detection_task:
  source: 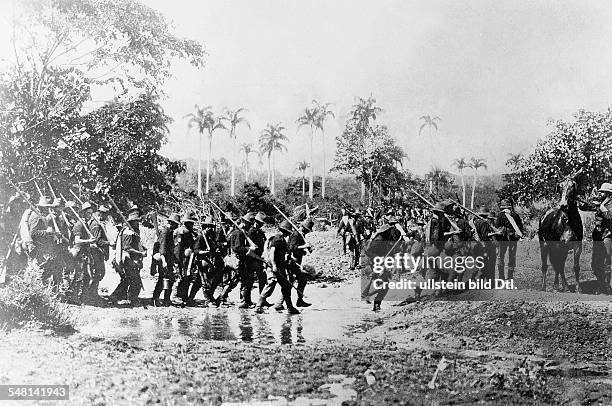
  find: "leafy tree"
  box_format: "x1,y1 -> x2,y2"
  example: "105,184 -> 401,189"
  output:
504,109 -> 612,204
332,97 -> 405,205
452,157 -> 469,206
222,108 -> 250,196
0,0 -> 204,209
506,153 -> 523,171
419,115 -> 441,191
259,123 -> 288,195
426,167 -> 452,197
469,157 -> 487,209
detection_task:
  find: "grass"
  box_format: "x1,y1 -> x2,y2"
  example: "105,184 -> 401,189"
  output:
0,264 -> 74,332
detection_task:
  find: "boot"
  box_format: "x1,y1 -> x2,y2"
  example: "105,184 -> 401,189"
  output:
287,306 -> 300,315
296,298 -> 311,307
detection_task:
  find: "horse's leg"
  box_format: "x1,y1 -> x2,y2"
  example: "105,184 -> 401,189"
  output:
551,243 -> 560,291
539,241 -> 548,291
557,248 -> 570,292
573,241 -> 583,294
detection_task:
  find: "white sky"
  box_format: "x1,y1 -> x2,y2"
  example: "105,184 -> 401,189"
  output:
3,0 -> 612,177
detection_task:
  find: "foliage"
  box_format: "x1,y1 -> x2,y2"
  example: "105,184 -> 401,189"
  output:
12,0 -> 205,91
0,265 -> 74,331
502,109 -> 612,204
332,96 -> 406,204
1,0 -> 204,210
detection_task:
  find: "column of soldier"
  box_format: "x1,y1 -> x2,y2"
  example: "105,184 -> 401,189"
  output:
0,183 -> 317,315
342,194 -> 524,311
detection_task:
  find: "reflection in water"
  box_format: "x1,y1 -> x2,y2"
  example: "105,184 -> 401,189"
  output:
238,312 -> 253,342
80,280 -> 385,346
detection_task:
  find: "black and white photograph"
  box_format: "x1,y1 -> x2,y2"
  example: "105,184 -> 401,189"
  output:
0,0 -> 611,404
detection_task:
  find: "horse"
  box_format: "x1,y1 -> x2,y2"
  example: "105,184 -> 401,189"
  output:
538,169 -> 585,292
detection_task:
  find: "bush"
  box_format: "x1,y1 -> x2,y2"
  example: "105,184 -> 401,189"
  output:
0,265 -> 74,332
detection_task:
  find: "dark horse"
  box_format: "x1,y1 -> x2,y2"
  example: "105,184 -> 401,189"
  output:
538,169 -> 585,292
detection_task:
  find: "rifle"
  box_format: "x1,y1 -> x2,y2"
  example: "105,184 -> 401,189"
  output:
47,182 -> 72,234
0,232 -> 18,284
7,178 -> 41,216
34,181 -> 44,198
450,199 -> 503,235
208,199 -> 258,249
409,189 -> 460,231
272,203 -> 312,252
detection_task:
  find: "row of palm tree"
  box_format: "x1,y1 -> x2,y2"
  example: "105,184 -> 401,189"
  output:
186,100 -> 335,199
184,105 -> 249,197
452,157 -> 487,209
296,100 -> 335,199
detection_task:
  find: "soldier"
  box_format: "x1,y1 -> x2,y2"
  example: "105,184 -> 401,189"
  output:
256,220 -> 300,314
337,208 -> 350,254
175,213 -> 199,306
216,214 -> 239,305
472,208 -> 498,281
152,213 -> 180,306
72,202 -> 97,304
22,196 -> 56,270
276,218 -> 313,309
117,211 -> 146,305
194,215 -> 219,307
229,214 -> 257,308
589,183 -> 612,294
86,204 -> 111,305
248,212 -> 269,303
495,199 -> 524,280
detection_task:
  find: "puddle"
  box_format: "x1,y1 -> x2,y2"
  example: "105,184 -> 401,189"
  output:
80,278 -> 384,346
222,374 -> 357,406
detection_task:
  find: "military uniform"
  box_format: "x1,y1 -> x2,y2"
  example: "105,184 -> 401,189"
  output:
494,200 -> 524,280
194,218 -> 219,306
152,214 -> 179,305
87,209 -> 110,303
229,215 -> 254,308
256,220 -> 299,314
174,214 -> 199,305
247,214 -> 267,295
112,216 -> 144,304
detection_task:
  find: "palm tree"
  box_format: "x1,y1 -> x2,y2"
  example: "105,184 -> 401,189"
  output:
452,157 -> 469,206
259,123 -> 288,195
239,142 -> 254,183
222,108 -> 250,196
313,100 -> 335,199
184,105 -> 210,197
419,115 -> 441,193
185,105 -> 226,196
469,157 -> 488,209
297,106 -> 319,200
296,160 -> 310,196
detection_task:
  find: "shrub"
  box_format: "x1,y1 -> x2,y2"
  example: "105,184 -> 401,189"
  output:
0,264 -> 74,332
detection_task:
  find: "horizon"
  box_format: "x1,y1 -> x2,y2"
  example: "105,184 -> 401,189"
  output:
3,0 -> 612,178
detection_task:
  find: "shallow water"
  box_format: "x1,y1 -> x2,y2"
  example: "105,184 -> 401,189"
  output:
80,278 -> 384,346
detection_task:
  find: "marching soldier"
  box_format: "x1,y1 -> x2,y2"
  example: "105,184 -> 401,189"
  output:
86,204 -> 111,305
116,211 -> 146,305
72,202 -> 97,304
175,213 -> 199,306
248,212 -> 269,303
216,214 -> 239,305
152,213 -> 180,306
495,199 -> 524,280
277,218 -> 313,309
472,208 -> 498,281
194,215 -> 219,307
229,213 -> 257,308
588,183 -> 612,294
256,220 -> 300,314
